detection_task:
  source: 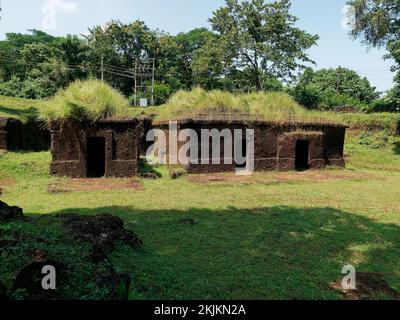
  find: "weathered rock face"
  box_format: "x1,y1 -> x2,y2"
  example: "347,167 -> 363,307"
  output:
13,249 -> 65,300
155,119 -> 347,173
61,214 -> 142,262
0,201 -> 24,222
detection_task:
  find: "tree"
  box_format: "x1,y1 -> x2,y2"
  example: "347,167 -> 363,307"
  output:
86,20 -> 160,95
202,0 -> 318,91
347,0 -> 400,48
297,67 -> 379,104
347,0 -> 400,108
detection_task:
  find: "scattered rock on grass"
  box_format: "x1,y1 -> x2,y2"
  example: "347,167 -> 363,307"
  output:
331,272 -> 400,300
61,214 -> 142,261
171,171 -> 186,180
139,172 -> 159,180
0,201 -> 24,222
14,249 -> 65,300
180,218 -> 195,226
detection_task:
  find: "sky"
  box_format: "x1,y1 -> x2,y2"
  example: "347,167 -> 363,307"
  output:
0,0 -> 395,92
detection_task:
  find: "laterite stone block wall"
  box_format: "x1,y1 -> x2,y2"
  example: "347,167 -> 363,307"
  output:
50,119 -> 141,178
155,120 -> 347,173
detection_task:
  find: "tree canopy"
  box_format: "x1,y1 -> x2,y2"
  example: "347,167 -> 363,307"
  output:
203,0 -> 319,90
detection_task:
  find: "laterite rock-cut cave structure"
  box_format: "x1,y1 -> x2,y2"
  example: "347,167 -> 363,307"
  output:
50,119 -> 142,178
155,119 -> 347,173
50,116 -> 346,178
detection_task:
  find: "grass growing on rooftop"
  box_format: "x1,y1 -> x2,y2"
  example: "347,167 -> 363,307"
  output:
155,88 -> 332,124
39,80 -> 131,123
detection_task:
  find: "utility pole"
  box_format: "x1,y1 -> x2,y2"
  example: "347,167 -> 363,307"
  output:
101,54 -> 104,82
134,60 -> 137,107
11,48 -> 16,77
151,58 -> 155,106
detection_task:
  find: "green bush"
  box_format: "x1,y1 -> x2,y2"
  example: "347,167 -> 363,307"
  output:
154,83 -> 172,105
0,77 -> 57,99
40,80 -> 130,123
368,98 -> 399,113
292,85 -> 321,109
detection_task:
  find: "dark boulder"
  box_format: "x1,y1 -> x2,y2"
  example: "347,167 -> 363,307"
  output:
14,249 -> 65,300
61,214 -> 142,258
0,201 -> 24,222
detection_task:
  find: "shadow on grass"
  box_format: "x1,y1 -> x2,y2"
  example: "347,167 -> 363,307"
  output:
29,205 -> 400,300
0,105 -> 38,121
394,142 -> 400,155
139,158 -> 162,178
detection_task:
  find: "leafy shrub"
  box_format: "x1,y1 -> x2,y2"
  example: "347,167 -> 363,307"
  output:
40,80 -> 130,123
154,83 -> 172,105
368,98 -> 399,113
292,85 -> 321,109
0,77 -> 57,99
319,92 -> 366,110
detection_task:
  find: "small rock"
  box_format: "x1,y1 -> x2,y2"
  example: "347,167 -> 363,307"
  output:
0,201 -> 24,222
139,172 -> 159,180
170,171 -> 186,180
48,184 -> 68,194
180,218 -> 195,226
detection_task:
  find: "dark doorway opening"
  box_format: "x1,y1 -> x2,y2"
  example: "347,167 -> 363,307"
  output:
295,140 -> 310,170
87,137 -> 106,177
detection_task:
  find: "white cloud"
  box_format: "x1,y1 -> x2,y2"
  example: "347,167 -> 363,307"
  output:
44,0 -> 79,14
41,0 -> 79,30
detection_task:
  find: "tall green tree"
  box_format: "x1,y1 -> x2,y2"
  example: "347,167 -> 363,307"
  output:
347,0 -> 400,108
347,0 -> 400,48
199,0 -> 318,91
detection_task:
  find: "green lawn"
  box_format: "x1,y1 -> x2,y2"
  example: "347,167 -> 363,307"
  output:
0,130 -> 399,300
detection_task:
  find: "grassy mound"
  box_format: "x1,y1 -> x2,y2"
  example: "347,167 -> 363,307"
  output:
0,96 -> 42,122
40,80 -> 130,123
155,88 -> 324,123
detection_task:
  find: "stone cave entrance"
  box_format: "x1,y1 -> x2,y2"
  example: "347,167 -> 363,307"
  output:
87,137 -> 106,177
295,140 -> 310,171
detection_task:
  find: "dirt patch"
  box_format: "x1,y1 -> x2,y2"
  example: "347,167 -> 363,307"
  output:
188,170 -> 376,186
48,178 -> 143,193
331,272 -> 400,300
0,178 -> 16,194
